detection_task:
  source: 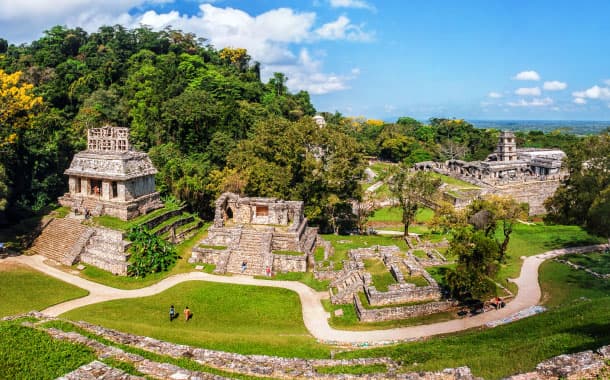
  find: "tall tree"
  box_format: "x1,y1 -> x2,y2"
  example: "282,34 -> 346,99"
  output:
445,227 -> 500,300
545,133 -> 610,237
389,167 -> 442,237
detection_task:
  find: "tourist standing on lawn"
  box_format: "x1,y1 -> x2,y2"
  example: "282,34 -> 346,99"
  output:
169,305 -> 175,321
184,306 -> 191,321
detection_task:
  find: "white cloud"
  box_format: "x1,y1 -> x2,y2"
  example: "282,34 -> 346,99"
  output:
572,85 -> 610,100
315,15 -> 373,41
384,104 -> 396,113
604,79 -> 610,86
515,87 -> 541,96
507,97 -> 553,107
329,0 -> 375,10
512,70 -> 540,81
0,3 -> 372,95
543,81 -> 567,91
487,91 -> 503,98
267,49 -> 359,94
573,98 -> 587,105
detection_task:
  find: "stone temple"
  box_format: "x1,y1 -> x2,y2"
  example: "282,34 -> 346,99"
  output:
415,131 -> 567,214
59,126 -> 163,220
190,192 -> 319,275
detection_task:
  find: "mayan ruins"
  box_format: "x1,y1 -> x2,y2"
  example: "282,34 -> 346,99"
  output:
59,126 -> 163,221
190,192 -> 319,275
415,130 -> 567,214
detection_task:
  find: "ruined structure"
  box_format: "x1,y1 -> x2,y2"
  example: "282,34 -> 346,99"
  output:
190,193 -> 318,275
415,130 -> 567,214
59,126 -> 163,220
322,244 -> 455,322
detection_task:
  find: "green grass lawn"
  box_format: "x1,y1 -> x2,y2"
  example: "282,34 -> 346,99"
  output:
254,271 -> 330,292
494,222 -> 604,289
560,252 -> 610,275
0,263 -> 89,317
335,259 -> 610,379
91,204 -> 181,231
321,234 -> 409,269
61,281 -> 331,358
78,224 -> 210,290
368,206 -> 434,224
363,258 -> 396,291
429,172 -> 480,189
0,320 -> 96,379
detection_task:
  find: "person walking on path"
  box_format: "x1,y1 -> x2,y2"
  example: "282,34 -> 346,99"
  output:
184,306 -> 191,321
169,305 -> 175,321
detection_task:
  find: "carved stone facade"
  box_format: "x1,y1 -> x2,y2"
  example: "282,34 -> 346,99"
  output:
415,130 -> 567,214
58,126 -> 163,220
191,192 -> 317,275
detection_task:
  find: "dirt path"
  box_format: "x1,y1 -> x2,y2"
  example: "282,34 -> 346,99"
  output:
3,243 -> 606,344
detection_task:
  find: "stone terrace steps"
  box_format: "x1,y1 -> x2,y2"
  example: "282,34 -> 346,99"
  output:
225,230 -> 266,275
29,218 -> 89,264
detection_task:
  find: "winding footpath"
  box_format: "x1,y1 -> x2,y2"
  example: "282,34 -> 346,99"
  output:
3,243 -> 607,344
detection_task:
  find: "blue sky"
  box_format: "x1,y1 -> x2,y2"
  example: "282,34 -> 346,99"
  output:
1,0 -> 610,120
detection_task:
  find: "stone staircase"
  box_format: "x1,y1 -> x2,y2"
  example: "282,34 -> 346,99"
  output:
226,229 -> 268,275
330,270 -> 364,304
73,197 -> 103,216
80,228 -> 130,275
29,218 -> 91,265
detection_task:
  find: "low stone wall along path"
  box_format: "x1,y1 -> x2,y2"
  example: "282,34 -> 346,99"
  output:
3,243 -> 607,344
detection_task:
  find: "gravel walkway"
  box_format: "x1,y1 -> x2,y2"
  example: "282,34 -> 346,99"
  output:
3,243 -> 606,344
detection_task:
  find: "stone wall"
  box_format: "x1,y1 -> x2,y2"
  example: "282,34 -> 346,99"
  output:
365,284 -> 442,306
273,253 -> 307,272
480,179 -> 561,215
354,295 -> 457,322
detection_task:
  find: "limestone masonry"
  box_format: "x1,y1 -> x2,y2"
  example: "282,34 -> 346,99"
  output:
190,192 -> 318,275
59,126 -> 163,220
415,130 -> 567,214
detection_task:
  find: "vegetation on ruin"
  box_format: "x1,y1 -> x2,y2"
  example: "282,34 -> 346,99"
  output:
79,225 -> 209,289
315,363 -> 387,375
0,320 -> 96,379
40,319 -> 269,380
61,280 -> 331,358
363,257 -> 397,291
127,225 -> 178,277
335,260 -> 610,379
0,263 -> 88,317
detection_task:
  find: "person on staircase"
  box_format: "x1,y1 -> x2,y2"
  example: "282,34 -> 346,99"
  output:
241,260 -> 247,273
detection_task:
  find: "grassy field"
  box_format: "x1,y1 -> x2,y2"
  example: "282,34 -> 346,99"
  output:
77,224 -> 210,289
0,263 -> 88,317
91,204 -> 182,231
429,172 -> 480,189
363,258 -> 396,291
0,320 -> 96,379
254,271 -> 330,291
368,206 -> 434,224
61,281 -> 331,358
560,251 -> 610,275
335,259 -> 610,379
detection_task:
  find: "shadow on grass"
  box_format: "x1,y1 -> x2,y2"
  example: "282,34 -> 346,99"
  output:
558,321 -> 610,354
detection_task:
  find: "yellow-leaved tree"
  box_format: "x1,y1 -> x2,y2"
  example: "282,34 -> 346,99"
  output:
0,69 -> 43,147
0,69 -> 42,211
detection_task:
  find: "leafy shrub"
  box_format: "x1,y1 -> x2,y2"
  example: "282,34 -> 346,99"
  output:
127,225 -> 178,277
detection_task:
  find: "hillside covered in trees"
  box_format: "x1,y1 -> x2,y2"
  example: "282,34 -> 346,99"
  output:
0,25 -> 593,231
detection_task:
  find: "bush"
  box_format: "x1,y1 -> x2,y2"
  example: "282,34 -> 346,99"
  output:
127,225 -> 178,277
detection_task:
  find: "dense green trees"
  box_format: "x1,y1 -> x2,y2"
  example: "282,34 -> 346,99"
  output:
0,25 -> 361,225
545,133 -> 610,237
